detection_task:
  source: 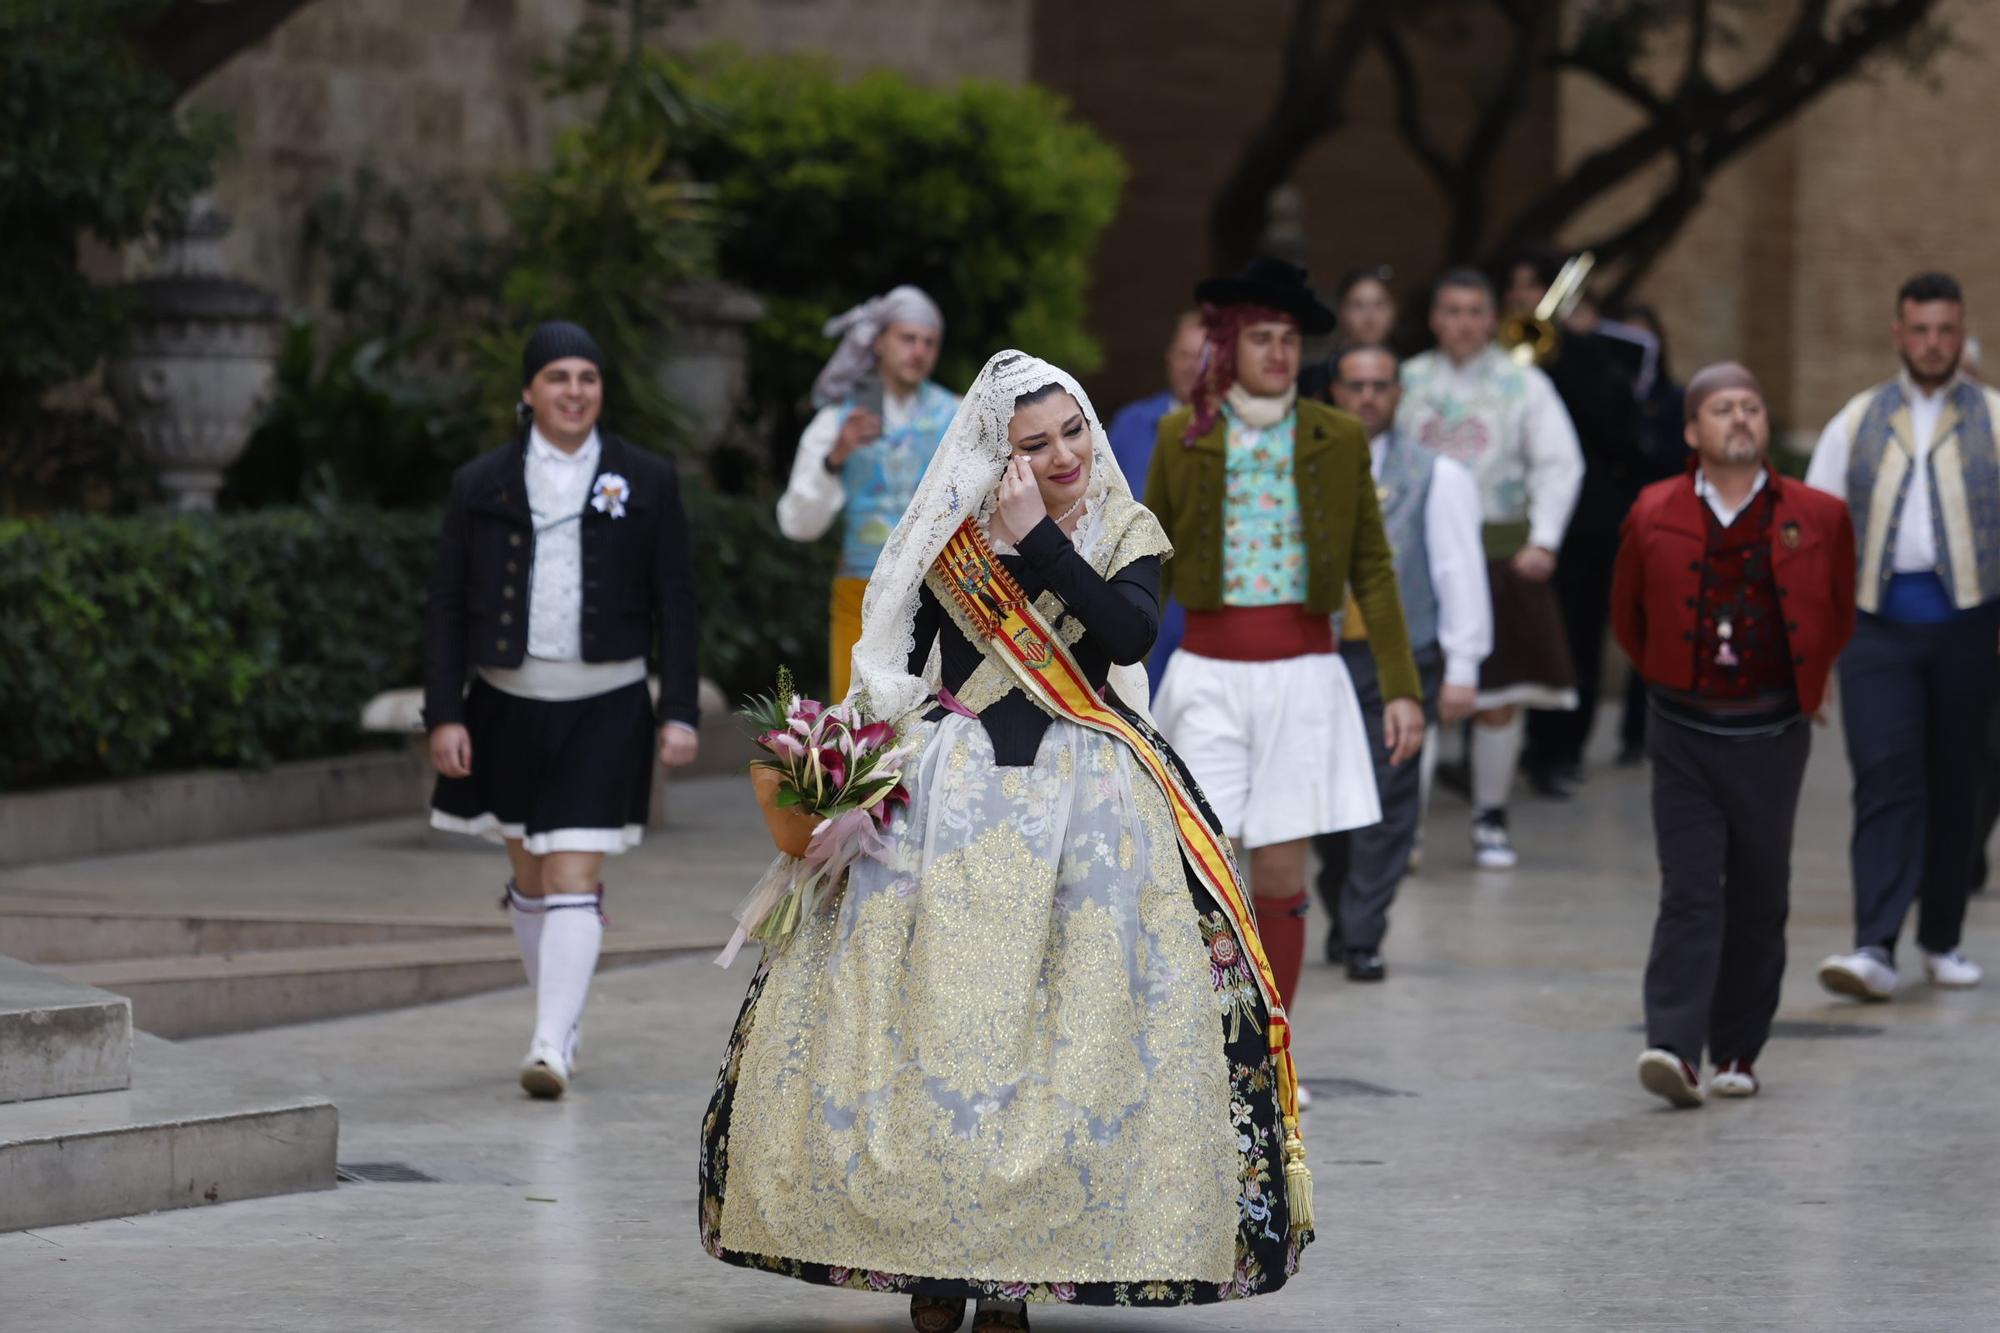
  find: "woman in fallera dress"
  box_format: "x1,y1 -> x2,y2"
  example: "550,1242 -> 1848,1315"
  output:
699,351 -> 1313,1331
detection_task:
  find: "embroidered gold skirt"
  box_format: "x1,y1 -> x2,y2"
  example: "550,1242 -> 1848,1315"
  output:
700,712 -> 1309,1306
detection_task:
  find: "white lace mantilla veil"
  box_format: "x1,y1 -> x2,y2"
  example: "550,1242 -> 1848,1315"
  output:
844,349 -> 1171,729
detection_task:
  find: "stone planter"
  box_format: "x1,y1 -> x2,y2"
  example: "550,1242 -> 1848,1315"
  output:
105,201 -> 283,510
656,277 -> 765,453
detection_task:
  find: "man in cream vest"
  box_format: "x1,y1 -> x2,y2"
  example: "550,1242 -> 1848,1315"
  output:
1808,271 -> 2000,1001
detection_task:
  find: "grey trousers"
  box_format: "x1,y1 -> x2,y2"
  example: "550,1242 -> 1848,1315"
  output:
1643,710 -> 1810,1067
1313,643 -> 1444,951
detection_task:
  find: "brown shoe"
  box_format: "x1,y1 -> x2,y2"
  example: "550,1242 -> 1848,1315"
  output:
910,1295 -> 966,1333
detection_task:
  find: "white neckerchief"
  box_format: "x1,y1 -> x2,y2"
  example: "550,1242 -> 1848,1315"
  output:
1694,465 -> 1768,528
1225,382 -> 1297,430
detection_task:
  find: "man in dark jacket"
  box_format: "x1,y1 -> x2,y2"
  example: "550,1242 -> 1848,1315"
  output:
1506,250 -> 1646,796
424,320 -> 700,1099
1614,362 -> 1854,1108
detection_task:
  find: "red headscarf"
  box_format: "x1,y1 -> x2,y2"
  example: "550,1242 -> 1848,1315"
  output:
1185,303 -> 1296,443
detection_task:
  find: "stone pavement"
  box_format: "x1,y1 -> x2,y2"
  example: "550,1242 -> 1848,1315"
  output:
3,720 -> 1999,1331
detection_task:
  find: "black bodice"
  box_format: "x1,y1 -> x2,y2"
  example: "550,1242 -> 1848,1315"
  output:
904,517 -> 1161,766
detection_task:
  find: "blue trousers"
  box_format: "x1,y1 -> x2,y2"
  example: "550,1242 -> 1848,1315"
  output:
1838,603 -> 2000,955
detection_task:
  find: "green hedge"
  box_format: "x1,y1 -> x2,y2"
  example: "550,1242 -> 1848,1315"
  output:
0,492 -> 833,790
0,509 -> 434,790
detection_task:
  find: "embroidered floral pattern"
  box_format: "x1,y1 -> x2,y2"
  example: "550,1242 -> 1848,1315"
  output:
696,700 -> 1311,1307
1221,406 -> 1308,606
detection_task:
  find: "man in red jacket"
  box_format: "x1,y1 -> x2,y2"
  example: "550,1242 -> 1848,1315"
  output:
1612,362 -> 1856,1108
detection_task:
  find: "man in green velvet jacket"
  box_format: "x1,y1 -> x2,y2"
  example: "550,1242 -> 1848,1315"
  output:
1145,257 -> 1422,1040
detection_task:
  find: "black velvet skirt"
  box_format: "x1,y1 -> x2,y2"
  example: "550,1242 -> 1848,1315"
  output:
430,677 -> 654,855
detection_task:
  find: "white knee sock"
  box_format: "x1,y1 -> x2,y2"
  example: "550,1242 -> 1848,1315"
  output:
1471,716 -> 1523,814
505,883 -> 544,989
532,889 -> 604,1057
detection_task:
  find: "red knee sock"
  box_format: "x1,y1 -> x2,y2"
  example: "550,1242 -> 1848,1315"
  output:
1254,891 -> 1310,1013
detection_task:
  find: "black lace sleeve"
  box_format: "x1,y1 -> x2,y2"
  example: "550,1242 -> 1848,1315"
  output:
905,580 -> 943,675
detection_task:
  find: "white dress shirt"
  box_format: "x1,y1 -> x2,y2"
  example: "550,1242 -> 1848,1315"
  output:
1694,466 -> 1768,528
777,388 -> 926,542
1373,434 -> 1493,689
1805,372 -> 1946,573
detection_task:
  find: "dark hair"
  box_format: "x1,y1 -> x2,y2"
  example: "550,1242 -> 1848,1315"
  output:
1433,267 -> 1494,306
1898,271 -> 1963,310
1330,342 -> 1402,382
1507,244 -> 1565,287
1014,381 -> 1069,410
1336,263 -> 1394,304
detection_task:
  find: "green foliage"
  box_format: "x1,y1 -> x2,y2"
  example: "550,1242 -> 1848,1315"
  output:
679,52 -> 1126,455
0,0 -> 225,413
487,130 -> 712,446
478,2 -> 716,450
0,492 -> 833,788
688,489 -> 837,703
0,508 -> 435,790
223,321 -> 490,510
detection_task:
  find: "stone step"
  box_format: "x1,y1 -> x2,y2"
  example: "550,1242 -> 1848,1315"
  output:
0,898 -> 508,965
58,933 -> 701,1038
0,1030 -> 335,1232
0,955 -> 131,1105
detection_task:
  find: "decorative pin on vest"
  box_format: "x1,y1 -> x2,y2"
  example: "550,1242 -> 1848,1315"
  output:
591,473 -> 629,519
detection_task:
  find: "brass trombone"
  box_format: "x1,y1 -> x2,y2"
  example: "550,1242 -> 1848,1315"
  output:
1499,251 -> 1596,368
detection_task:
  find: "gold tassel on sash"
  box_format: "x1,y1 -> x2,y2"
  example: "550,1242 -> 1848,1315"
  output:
1281,1115 -> 1314,1233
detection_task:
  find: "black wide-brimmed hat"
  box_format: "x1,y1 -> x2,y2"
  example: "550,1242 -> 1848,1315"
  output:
1194,257 -> 1336,336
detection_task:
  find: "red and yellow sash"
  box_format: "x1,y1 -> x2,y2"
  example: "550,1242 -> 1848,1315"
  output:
928,519 -> 1313,1231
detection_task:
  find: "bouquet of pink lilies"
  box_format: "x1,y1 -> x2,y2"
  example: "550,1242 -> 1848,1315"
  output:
716,669 -> 916,967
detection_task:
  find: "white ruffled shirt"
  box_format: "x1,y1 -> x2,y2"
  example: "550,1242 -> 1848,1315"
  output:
524,427 -> 600,659
477,428 -> 662,713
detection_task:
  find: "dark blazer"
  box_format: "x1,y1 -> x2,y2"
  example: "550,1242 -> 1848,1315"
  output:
907,516 -> 1159,767
1142,396 -> 1421,702
1612,465 -> 1855,715
422,432 -> 700,731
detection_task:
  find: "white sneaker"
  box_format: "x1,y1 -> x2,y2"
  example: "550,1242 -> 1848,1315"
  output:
1817,948 -> 1897,1001
1710,1060 -> 1759,1098
1924,950 -> 1983,988
1471,812 -> 1517,870
520,1038 -> 570,1099
1637,1048 -> 1704,1108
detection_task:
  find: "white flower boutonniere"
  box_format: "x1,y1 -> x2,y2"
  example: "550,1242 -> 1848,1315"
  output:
591,472 -> 630,519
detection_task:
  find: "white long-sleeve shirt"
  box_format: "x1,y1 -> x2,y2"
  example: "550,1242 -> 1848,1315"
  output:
776,388 -> 928,542
1396,346 -> 1585,553
1372,434 -> 1493,688
1804,372 -> 1948,573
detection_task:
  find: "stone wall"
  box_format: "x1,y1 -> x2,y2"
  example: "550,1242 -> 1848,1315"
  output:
1556,1 -> 1998,452
187,0 -> 1032,316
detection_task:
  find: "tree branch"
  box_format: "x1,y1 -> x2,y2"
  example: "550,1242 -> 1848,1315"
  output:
1208,0 -> 1397,272
1443,1 -> 1547,260
1377,26 -> 1455,191
126,0 -> 318,93
1493,0 -> 1938,268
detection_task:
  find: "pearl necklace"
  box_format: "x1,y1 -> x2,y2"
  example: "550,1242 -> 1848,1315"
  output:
1053,494 -> 1087,527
